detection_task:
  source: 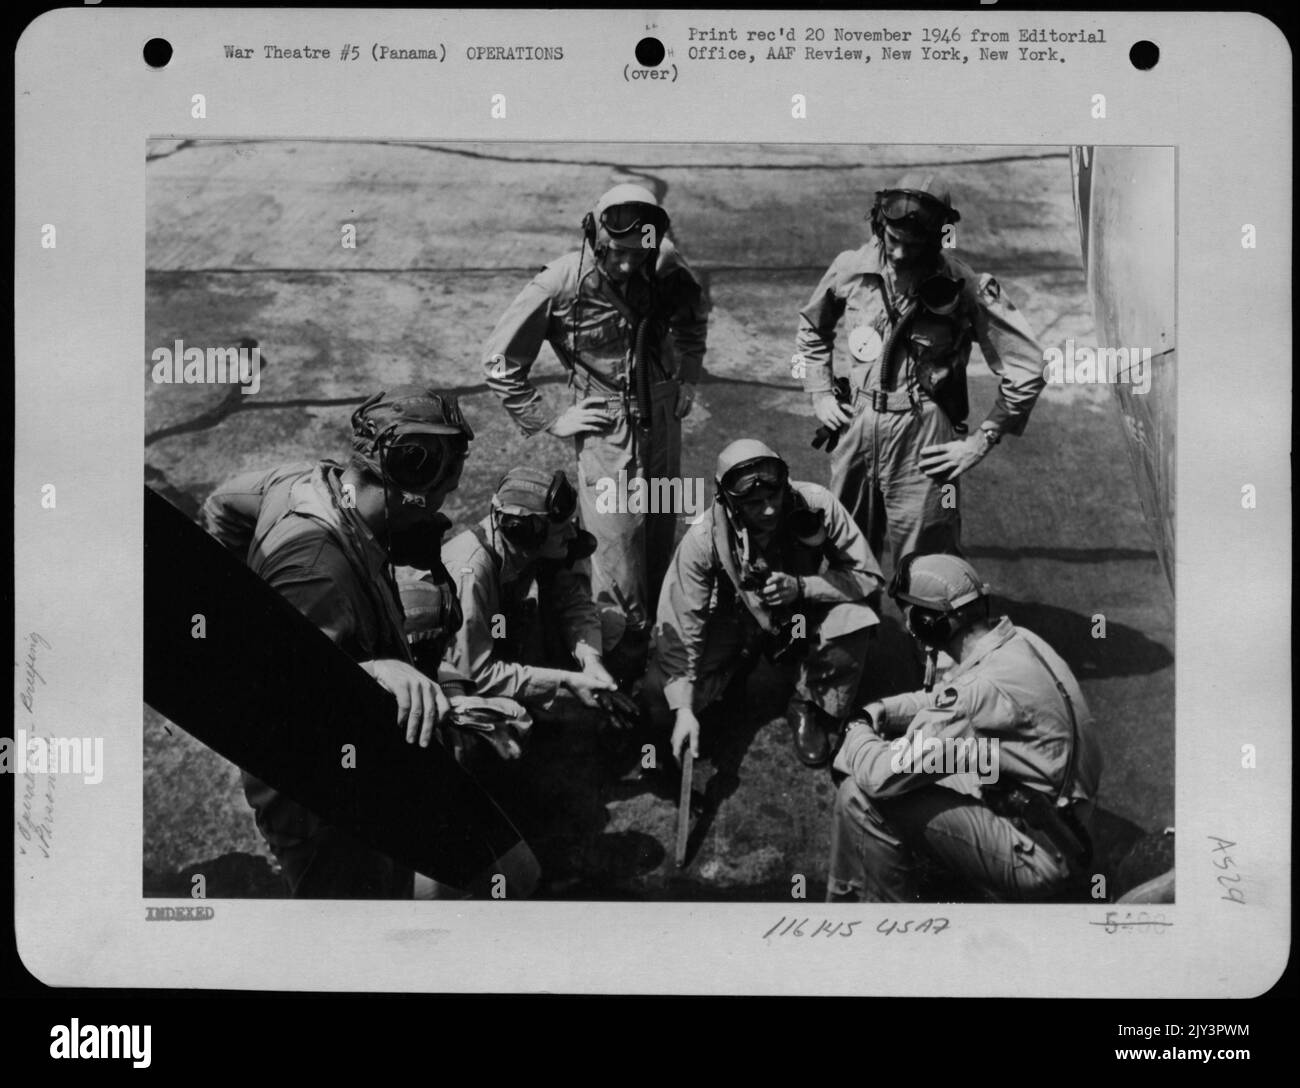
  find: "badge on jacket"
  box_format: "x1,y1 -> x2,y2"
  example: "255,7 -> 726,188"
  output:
848,325 -> 883,363
934,686 -> 960,709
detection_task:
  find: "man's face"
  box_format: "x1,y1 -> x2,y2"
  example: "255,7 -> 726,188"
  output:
735,487 -> 784,536
882,224 -> 935,271
536,517 -> 576,561
381,455 -> 465,566
598,240 -> 653,285
384,502 -> 448,567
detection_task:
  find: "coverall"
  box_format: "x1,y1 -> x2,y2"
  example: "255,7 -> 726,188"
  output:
441,517 -> 604,735
482,237 -> 709,665
203,461 -> 414,898
796,245 -> 1045,568
829,617 -> 1103,902
645,480 -> 884,727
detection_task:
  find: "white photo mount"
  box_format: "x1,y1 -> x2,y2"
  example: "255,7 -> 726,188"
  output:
13,8 -> 1291,997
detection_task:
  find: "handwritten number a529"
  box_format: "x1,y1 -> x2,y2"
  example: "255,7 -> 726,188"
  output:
1209,835 -> 1245,904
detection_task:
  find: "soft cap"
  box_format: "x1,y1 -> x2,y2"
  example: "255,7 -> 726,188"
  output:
493,466 -> 560,516
892,553 -> 989,612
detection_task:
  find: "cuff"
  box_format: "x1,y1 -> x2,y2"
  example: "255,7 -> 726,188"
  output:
522,411 -> 562,438
663,676 -> 695,713
982,403 -> 1027,437
798,352 -> 834,395
833,718 -> 879,777
516,666 -> 557,703
802,366 -> 835,396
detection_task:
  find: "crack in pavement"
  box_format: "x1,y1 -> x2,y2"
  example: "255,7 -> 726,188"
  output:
146,382 -> 251,446
146,372 -> 814,447
147,370 -> 563,447
145,137 -> 1068,172
398,142 -> 1069,172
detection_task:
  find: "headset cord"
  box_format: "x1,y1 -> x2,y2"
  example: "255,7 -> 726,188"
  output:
922,650 -> 937,692
571,239 -> 587,395
879,295 -> 920,393
633,312 -> 652,436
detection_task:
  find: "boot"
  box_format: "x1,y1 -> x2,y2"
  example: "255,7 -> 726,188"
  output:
786,695 -> 832,768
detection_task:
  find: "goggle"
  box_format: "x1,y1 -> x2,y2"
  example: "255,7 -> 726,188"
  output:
721,458 -> 789,501
385,433 -> 470,493
497,472 -> 579,547
600,202 -> 670,240
902,604 -> 954,648
876,190 -> 953,236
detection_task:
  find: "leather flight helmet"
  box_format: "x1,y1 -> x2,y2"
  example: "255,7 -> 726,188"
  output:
870,171 -> 961,240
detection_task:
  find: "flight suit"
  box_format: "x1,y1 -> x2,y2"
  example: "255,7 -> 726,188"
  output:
645,481 -> 884,732
392,558 -> 537,772
482,238 -> 709,668
796,245 -> 1045,568
203,461 -> 415,899
828,617 -> 1103,902
442,517 -> 604,733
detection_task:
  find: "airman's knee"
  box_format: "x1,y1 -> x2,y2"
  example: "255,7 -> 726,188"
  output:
834,774 -> 886,826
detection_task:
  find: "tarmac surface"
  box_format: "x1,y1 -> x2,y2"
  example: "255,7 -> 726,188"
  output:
143,140 -> 1174,900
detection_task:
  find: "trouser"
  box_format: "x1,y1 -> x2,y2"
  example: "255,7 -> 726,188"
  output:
826,776 -> 1076,903
641,608 -> 875,740
575,378 -> 682,673
827,391 -> 962,571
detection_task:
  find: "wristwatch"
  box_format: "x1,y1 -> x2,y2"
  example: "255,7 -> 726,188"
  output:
979,426 -> 1002,448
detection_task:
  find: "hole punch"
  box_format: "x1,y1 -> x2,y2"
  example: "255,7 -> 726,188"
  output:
143,38 -> 173,68
1129,40 -> 1159,70
635,37 -> 666,67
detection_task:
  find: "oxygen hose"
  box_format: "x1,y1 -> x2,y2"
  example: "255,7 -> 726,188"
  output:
633,313 -> 652,433
878,297 -> 920,392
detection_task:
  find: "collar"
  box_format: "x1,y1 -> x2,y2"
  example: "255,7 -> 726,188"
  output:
303,463 -> 392,580
841,242 -> 955,283
839,243 -> 886,279
950,616 -> 1017,676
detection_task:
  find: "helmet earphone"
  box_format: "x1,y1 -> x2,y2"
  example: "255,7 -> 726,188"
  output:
890,552 -> 991,648
350,391 -> 471,501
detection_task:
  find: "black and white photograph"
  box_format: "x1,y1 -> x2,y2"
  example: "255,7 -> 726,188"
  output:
141,139 -> 1175,905
12,7 -> 1290,1010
